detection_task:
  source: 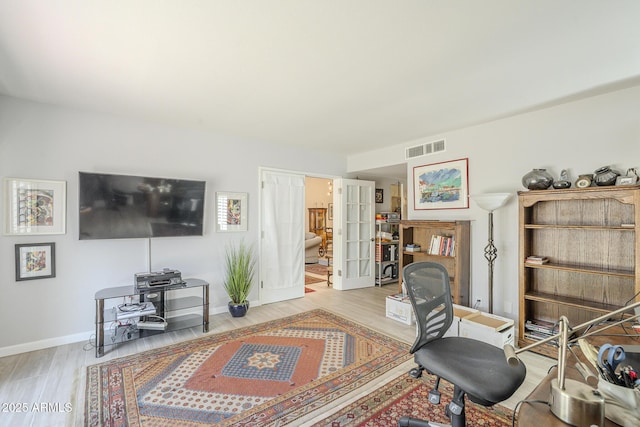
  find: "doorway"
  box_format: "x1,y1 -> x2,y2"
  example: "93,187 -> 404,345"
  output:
259,169 -> 376,304
303,176 -> 334,289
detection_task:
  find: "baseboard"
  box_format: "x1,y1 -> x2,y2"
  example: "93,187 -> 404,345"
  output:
0,331 -> 92,358
0,300 -> 261,357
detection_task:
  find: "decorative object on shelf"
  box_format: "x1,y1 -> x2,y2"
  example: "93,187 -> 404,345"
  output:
14,242 -> 56,281
223,240 -> 255,317
413,158 -> 469,210
3,178 -> 66,235
575,174 -> 593,188
216,192 -> 248,232
521,168 -> 554,190
593,166 -> 620,186
375,188 -> 384,203
382,263 -> 398,279
471,192 -> 512,313
616,168 -> 639,186
553,169 -> 572,189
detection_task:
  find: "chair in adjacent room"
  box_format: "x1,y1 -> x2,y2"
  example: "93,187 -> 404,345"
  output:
398,262 -> 526,427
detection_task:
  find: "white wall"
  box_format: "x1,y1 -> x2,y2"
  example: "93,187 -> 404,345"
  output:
0,96 -> 346,354
348,84 -> 640,318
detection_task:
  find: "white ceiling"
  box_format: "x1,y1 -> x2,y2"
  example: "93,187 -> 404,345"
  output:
1,1 -> 639,156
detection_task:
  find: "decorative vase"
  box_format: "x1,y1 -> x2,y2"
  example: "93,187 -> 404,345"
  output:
553,169 -> 571,189
593,166 -> 620,186
228,301 -> 249,317
522,169 -> 554,190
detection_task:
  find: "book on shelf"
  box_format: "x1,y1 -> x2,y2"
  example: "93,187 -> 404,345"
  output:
525,318 -> 575,341
428,234 -> 455,256
525,319 -> 557,335
524,331 -> 553,341
525,255 -> 549,265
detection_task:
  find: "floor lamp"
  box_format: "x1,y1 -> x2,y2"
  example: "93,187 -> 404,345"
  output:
471,193 -> 512,313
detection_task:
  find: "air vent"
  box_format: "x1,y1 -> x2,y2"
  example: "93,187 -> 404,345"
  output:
431,139 -> 446,153
405,144 -> 425,159
405,138 -> 446,160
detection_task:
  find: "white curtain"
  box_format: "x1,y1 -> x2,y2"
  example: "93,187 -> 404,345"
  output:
261,170 -> 305,302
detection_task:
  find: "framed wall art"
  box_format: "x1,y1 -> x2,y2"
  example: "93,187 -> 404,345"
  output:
375,188 -> 384,203
3,178 -> 67,235
413,158 -> 469,210
15,242 -> 56,281
216,192 -> 248,232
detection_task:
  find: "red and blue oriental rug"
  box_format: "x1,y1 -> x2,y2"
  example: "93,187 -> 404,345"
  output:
312,372 -> 513,426
85,309 -> 411,426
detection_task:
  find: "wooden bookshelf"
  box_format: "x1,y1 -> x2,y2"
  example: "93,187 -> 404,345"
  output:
518,185 -> 640,357
398,220 -> 470,306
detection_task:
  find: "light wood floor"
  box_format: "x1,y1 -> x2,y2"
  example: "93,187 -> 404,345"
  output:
0,278 -> 555,426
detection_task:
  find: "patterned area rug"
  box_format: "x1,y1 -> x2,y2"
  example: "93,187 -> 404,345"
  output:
305,274 -> 325,285
85,309 -> 411,426
313,373 -> 513,426
305,263 -> 329,276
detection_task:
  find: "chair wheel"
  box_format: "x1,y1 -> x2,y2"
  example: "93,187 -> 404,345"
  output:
428,389 -> 441,404
408,367 -> 423,379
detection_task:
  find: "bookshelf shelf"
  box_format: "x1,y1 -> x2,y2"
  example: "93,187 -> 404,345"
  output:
523,262 -> 634,278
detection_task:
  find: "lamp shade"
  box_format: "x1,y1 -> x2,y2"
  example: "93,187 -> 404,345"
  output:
471,193 -> 512,212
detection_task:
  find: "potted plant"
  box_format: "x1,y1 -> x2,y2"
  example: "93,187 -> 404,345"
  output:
223,240 -> 256,317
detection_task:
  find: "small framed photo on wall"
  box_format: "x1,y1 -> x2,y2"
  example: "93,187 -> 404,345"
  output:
216,192 -> 248,232
375,188 -> 384,203
15,242 -> 56,281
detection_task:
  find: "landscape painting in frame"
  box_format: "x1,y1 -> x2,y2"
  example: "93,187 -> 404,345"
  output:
413,158 -> 469,210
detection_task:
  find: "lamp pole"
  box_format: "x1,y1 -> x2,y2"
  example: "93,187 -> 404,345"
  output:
470,193 -> 511,315
484,210 -> 498,314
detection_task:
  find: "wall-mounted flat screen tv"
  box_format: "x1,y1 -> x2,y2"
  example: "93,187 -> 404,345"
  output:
79,172 -> 206,240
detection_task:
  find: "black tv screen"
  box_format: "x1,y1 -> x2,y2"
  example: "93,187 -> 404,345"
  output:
79,172 -> 205,240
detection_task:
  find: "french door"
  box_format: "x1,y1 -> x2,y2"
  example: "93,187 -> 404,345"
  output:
332,178 -> 375,290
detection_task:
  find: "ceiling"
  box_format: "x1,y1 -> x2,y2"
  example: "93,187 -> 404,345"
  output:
1,1 -> 639,158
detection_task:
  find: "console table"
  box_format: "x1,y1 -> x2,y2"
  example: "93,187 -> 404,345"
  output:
94,278 -> 209,357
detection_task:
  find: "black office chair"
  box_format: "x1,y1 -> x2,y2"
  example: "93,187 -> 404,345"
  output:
398,262 -> 526,427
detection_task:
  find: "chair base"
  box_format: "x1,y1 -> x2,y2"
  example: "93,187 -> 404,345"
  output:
398,417 -> 449,427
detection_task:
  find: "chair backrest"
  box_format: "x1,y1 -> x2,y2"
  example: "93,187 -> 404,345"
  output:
403,262 -> 454,354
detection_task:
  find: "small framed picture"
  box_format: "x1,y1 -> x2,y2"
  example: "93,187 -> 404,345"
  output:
3,178 -> 67,235
375,188 -> 384,203
216,192 -> 248,232
15,243 -> 56,281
